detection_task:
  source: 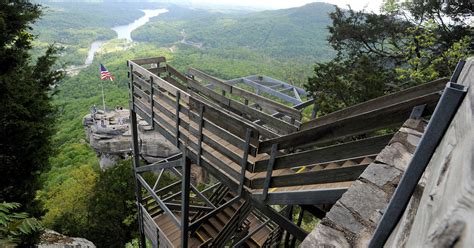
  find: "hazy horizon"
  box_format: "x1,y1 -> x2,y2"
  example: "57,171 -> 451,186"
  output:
38,0 -> 385,12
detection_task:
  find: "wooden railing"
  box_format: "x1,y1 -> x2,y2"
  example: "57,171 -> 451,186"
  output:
128,56 -> 452,246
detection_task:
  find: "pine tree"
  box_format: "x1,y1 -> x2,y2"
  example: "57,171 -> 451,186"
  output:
0,1 -> 64,210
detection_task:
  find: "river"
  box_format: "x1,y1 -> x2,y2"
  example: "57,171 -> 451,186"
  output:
83,8 -> 168,66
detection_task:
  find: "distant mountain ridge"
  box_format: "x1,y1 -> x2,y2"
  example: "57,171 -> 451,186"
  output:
133,2 -> 336,62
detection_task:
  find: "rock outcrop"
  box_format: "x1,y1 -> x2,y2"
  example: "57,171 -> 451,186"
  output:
83,107 -> 179,169
38,230 -> 95,248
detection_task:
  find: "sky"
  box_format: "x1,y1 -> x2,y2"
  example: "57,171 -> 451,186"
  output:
189,0 -> 385,12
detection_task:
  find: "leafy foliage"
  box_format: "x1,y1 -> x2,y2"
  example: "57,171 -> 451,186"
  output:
306,0 -> 473,115
0,202 -> 43,245
0,0 -> 64,211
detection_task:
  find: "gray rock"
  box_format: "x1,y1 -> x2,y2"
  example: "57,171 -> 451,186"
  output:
83,108 -> 179,169
300,224 -> 350,248
325,202 -> 365,234
38,230 -> 95,248
359,163 -> 402,188
339,181 -> 388,224
375,142 -> 413,171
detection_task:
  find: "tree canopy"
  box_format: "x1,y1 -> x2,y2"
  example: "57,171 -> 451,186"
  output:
306,0 -> 473,115
0,1 -> 63,210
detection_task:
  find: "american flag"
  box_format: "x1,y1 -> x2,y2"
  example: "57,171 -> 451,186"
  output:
100,64 -> 114,81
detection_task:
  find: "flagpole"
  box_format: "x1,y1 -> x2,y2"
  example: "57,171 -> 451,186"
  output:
101,81 -> 106,112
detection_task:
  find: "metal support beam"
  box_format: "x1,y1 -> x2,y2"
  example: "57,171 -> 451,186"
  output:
369,81 -> 468,248
129,107 -> 146,248
181,148 -> 191,247
135,160 -> 181,173
170,167 -> 215,208
253,188 -> 348,205
250,198 -> 308,241
137,174 -> 181,227
189,196 -> 241,231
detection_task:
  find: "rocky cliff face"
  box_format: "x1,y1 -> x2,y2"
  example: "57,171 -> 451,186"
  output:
83,107 -> 179,169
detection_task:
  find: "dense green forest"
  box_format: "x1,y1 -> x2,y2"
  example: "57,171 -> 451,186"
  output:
133,3 -> 335,62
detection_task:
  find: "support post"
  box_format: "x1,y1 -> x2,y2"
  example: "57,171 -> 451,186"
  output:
130,109 -> 146,248
262,144 -> 278,200
290,208 -> 305,248
238,129 -> 252,196
283,206 -> 294,248
150,76 -> 155,129
175,91 -> 181,148
181,147 -> 191,247
196,105 -> 204,167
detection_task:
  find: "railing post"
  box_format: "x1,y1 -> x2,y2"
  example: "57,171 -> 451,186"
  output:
181,147 -> 191,247
238,129 -> 252,196
369,82 -> 468,247
129,107 -> 146,248
197,105 -> 204,167
175,91 -> 181,148
262,144 -> 278,201
150,76 -> 155,129
129,64 -> 136,112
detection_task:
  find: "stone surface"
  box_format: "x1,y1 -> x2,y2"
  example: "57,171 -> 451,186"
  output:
302,117 -> 424,247
375,142 -> 413,171
83,107 -> 179,169
38,230 -> 95,248
385,57 -> 474,248
301,225 -> 350,248
339,181 -> 388,224
359,163 -> 402,188
325,202 -> 365,234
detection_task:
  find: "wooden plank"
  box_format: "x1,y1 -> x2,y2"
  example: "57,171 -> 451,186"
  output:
188,68 -> 301,120
167,64 -> 188,83
191,92 -> 280,139
188,96 -> 261,143
149,67 -> 167,75
163,75 -> 188,92
138,87 -> 256,170
189,78 -> 298,134
253,188 -> 348,205
302,78 -> 448,130
134,81 -> 259,167
130,62 -> 190,103
258,92 -> 441,153
253,134 -> 392,172
250,164 -> 369,189
131,56 -> 166,65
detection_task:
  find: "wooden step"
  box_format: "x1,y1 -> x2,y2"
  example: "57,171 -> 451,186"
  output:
360,157 -> 374,164
341,160 -> 356,167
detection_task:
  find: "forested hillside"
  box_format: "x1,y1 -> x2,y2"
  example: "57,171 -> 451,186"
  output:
133,3 -> 335,61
